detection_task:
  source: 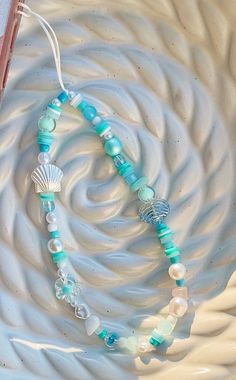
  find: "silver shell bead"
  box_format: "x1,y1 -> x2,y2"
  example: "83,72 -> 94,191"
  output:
138,198 -> 170,224
31,164 -> 63,193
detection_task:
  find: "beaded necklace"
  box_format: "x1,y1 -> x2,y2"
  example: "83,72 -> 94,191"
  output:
19,3 -> 189,355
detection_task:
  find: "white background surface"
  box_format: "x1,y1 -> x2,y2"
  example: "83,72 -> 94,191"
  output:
0,0 -> 236,379
0,0 -> 11,36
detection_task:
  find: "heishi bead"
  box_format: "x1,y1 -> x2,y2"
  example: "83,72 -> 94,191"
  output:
94,120 -> 110,136
172,286 -> 188,300
169,296 -> 188,317
97,329 -> 107,340
117,162 -> 133,176
57,91 -> 69,104
149,336 -> 160,347
168,263 -> 186,280
70,93 -> 83,108
82,105 -> 97,121
46,103 -> 61,120
47,223 -> 58,232
92,116 -> 102,125
47,238 -> 63,253
46,211 -> 57,224
39,192 -> 55,201
157,318 -> 175,336
51,251 -> 67,263
104,136 -> 122,156
130,176 -> 148,192
38,116 -> 56,132
49,230 -> 60,238
164,246 -> 180,258
37,131 -> 53,146
38,152 -> 51,164
123,172 -> 137,185
176,279 -> 185,287
138,186 -> 155,201
170,256 -> 180,264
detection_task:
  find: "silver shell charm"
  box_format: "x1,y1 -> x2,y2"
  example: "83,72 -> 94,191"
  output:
31,164 -> 63,193
138,198 -> 170,224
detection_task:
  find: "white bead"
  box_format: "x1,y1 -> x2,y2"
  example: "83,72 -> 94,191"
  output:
85,315 -> 100,336
126,336 -> 138,352
38,152 -> 51,164
51,98 -> 61,107
68,90 -> 76,100
70,93 -> 83,108
46,212 -> 57,224
118,337 -> 127,349
169,297 -> 188,317
138,339 -> 153,353
92,116 -> 102,125
47,238 -> 63,253
47,223 -> 58,232
168,263 -> 186,280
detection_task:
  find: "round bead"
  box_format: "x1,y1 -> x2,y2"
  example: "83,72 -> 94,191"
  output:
38,115 -> 56,132
47,238 -> 63,253
168,263 -> 186,280
47,223 -> 58,232
41,200 -> 55,213
38,152 -> 51,164
138,186 -> 155,201
104,137 -> 122,156
46,212 -> 57,224
169,297 -> 188,317
92,116 -> 102,125
82,105 -> 97,121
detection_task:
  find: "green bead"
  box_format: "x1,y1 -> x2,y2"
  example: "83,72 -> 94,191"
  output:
149,336 -> 160,347
39,192 -> 55,201
38,115 -> 56,132
104,137 -> 122,156
51,251 -> 67,263
98,329 -> 107,340
151,329 -> 165,344
170,255 -> 180,264
130,176 -> 148,192
164,246 -> 180,258
94,120 -> 109,135
138,186 -> 155,201
49,230 -> 60,238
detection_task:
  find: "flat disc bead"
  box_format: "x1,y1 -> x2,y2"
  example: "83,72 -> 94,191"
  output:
168,263 -> 186,280
104,137 -> 122,156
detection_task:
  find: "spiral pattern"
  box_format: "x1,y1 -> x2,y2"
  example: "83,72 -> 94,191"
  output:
0,0 -> 235,379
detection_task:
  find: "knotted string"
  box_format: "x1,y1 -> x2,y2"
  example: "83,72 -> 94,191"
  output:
17,3 -> 68,93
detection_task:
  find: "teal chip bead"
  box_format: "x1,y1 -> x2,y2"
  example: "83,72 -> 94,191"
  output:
149,336 -> 160,347
104,137 -> 123,156
170,255 -> 180,264
39,144 -> 50,152
176,279 -> 185,287
94,120 -> 109,135
58,91 -> 69,104
82,105 -> 97,121
38,115 -> 56,132
97,329 -> 107,340
37,131 -> 53,146
49,230 -> 60,238
130,176 -> 148,192
51,251 -> 67,263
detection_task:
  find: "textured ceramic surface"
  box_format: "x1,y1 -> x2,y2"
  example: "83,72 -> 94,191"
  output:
0,0 -> 236,379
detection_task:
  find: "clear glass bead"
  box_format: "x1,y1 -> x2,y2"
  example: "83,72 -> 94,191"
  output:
75,304 -> 90,319
41,200 -> 55,213
138,339 -> 153,353
172,286 -> 188,300
47,238 -> 63,253
38,152 -> 51,164
103,131 -> 113,140
169,297 -> 188,317
113,154 -> 126,167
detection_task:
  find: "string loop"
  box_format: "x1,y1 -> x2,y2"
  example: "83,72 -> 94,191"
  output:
18,3 -> 68,93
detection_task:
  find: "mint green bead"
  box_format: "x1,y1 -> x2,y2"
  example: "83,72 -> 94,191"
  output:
130,176 -> 148,192
104,137 -> 122,156
138,186 -> 155,201
98,329 -> 107,340
164,246 -> 180,258
51,251 -> 67,263
117,162 -> 133,176
38,115 -> 56,132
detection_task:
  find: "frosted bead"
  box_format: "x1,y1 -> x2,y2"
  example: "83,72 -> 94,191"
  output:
47,238 -> 63,253
126,336 -> 138,352
172,286 -> 188,300
166,314 -> 178,328
168,263 -> 186,280
92,116 -> 102,125
85,315 -> 101,336
38,115 -> 56,132
47,223 -> 58,232
138,339 -> 153,353
138,186 -> 155,201
38,152 -> 51,164
51,98 -> 61,107
46,211 -> 57,224
118,337 -> 127,349
157,319 -> 174,335
169,297 -> 188,317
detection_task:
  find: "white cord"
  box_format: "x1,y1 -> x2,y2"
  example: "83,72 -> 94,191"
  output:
18,3 -> 68,93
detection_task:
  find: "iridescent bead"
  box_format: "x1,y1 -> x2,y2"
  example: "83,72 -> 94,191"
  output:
113,154 -> 126,167
138,186 -> 155,201
51,98 -> 62,107
47,238 -> 63,253
85,315 -> 101,336
38,152 -> 51,165
94,120 -> 110,136
172,286 -> 188,300
38,115 -> 56,132
75,304 -> 91,319
47,223 -> 58,232
169,296 -> 188,317
46,211 -> 57,224
68,90 -> 76,100
104,137 -> 122,156
103,131 -> 113,140
82,105 -> 97,121
168,263 -> 186,280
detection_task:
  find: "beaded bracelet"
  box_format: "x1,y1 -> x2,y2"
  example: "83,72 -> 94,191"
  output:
17,2 -> 189,355
31,90 -> 189,354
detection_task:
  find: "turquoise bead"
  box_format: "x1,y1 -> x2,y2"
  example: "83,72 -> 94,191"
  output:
130,176 -> 148,192
156,222 -> 168,232
105,332 -> 119,348
39,192 -> 55,201
37,131 -> 53,146
104,137 -> 122,156
151,329 -> 165,344
39,144 -> 49,152
40,200 -> 55,213
77,100 -> 88,112
149,336 -> 160,347
170,256 -> 180,264
58,91 -> 69,104
38,116 -> 55,132
123,172 -> 137,185
164,246 -> 180,258
51,251 -> 67,263
176,279 -> 185,287
98,329 -> 107,340
94,120 -> 109,135
62,284 -> 72,295
82,105 -> 97,121
49,230 -> 60,238
117,162 -> 133,176
138,186 -> 155,201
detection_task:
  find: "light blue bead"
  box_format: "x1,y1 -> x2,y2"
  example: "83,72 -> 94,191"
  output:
104,137 -> 122,156
82,105 -> 97,121
39,144 -> 50,152
58,91 -> 69,104
40,200 -> 55,213
123,172 -> 137,185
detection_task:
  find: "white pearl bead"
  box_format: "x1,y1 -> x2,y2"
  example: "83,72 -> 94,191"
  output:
47,223 -> 58,232
92,116 -> 102,125
169,297 -> 188,317
38,152 -> 51,164
46,212 -> 57,224
168,263 -> 186,280
47,238 -> 63,253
